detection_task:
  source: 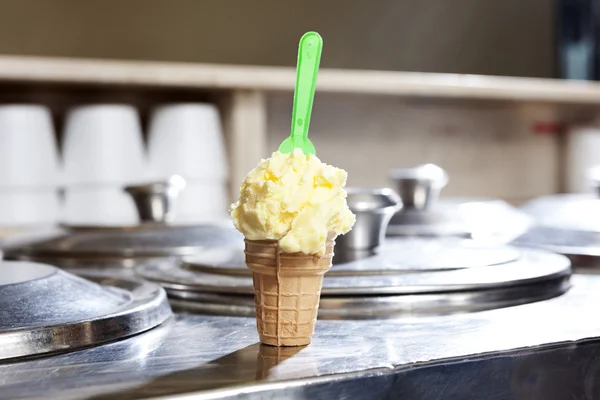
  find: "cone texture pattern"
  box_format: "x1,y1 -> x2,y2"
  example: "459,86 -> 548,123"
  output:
245,237 -> 334,346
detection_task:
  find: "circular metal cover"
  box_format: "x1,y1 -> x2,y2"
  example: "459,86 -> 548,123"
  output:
516,194 -> 600,266
181,238 -> 521,277
3,223 -> 243,265
513,225 -> 600,268
167,273 -> 571,319
387,198 -> 532,242
136,246 -> 570,296
0,261 -> 172,361
521,194 -> 600,232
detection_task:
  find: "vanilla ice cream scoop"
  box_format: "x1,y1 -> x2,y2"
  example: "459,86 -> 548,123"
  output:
230,148 -> 355,255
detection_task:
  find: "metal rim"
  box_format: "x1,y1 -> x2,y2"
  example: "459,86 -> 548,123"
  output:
5,245 -> 206,259
386,223 -> 471,238
135,249 -> 571,296
166,274 -> 571,319
5,254 -> 176,268
3,222 -> 241,263
181,241 -> 522,277
514,242 -> 600,269
0,271 -> 173,361
59,222 -> 199,232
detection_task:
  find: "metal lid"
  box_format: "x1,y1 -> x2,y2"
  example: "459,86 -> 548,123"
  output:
387,165 -> 532,242
0,261 -> 172,361
3,177 -> 243,265
5,224 -> 243,264
521,193 -> 600,232
136,243 -> 570,296
515,190 -> 600,267
181,237 -> 521,277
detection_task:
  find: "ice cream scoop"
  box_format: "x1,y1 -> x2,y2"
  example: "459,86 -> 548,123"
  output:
230,148 -> 355,255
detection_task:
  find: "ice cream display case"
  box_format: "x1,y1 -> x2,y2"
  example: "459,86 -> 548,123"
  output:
139,186 -> 570,320
5,28 -> 600,399
0,176 -> 596,400
0,136 -> 595,398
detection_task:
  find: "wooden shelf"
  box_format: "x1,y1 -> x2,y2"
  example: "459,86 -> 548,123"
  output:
0,54 -> 600,104
0,54 -> 591,201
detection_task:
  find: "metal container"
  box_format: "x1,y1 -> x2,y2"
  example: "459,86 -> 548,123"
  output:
334,188 -> 400,262
387,164 -> 532,243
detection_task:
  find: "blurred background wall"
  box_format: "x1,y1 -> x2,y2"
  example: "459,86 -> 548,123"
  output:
0,0 -> 564,208
0,0 -> 554,77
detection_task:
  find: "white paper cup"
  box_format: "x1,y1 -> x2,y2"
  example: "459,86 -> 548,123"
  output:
172,181 -> 229,223
62,104 -> 147,186
0,190 -> 60,226
0,105 -> 60,188
148,103 -> 228,181
62,187 -> 138,226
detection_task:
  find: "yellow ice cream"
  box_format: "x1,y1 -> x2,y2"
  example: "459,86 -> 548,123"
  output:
230,148 -> 355,255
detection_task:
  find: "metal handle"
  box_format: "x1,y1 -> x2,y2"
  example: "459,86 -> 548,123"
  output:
123,175 -> 186,224
390,164 -> 448,211
334,188 -> 401,263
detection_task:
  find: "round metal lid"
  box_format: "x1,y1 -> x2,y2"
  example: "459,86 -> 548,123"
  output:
136,244 -> 570,296
387,165 -> 532,241
512,225 -> 600,268
3,223 -> 243,265
521,193 -> 600,232
515,193 -> 600,267
0,261 -> 172,361
167,273 -> 571,319
2,176 -> 242,265
181,238 -> 521,277
388,198 -> 532,241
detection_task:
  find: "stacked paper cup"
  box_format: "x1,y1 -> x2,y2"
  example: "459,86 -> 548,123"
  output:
566,124 -> 600,193
61,105 -> 147,226
0,105 -> 61,228
147,103 -> 229,223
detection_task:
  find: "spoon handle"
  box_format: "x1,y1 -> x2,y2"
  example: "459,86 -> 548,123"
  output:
290,32 -> 323,148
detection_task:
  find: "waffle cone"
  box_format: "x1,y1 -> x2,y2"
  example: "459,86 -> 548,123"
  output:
244,235 -> 335,347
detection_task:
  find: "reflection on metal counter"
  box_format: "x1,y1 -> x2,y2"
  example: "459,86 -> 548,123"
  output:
0,273 -> 600,399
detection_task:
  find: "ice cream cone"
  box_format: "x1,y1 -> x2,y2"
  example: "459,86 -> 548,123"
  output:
244,234 -> 335,346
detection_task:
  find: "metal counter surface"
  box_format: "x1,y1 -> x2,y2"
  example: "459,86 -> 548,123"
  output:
2,274 -> 600,400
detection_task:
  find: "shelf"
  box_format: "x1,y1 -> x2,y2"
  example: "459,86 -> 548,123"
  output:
0,54 -> 588,202
0,54 -> 599,104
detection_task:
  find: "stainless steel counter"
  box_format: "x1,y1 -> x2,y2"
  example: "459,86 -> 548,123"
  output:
3,274 -> 600,400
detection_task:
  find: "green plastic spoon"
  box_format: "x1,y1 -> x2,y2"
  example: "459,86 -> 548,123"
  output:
278,31 -> 323,155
